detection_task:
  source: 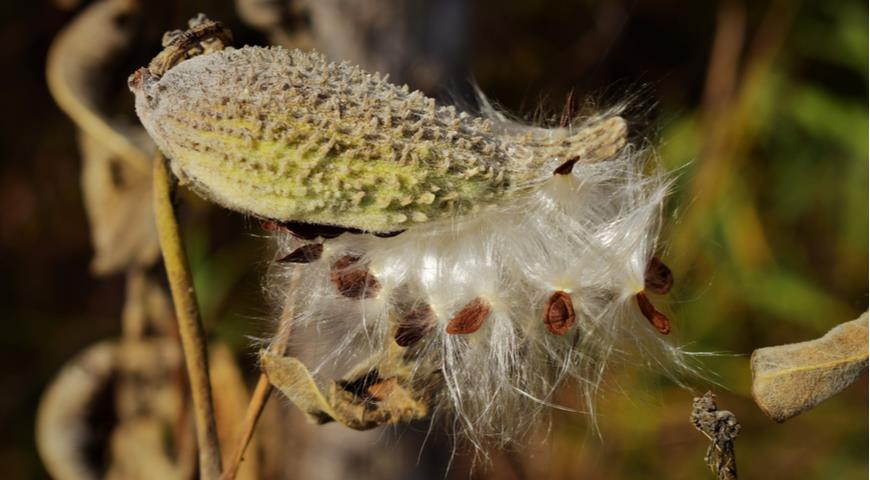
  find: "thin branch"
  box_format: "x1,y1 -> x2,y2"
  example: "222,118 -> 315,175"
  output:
220,374 -> 272,480
153,152 -> 223,479
221,271 -> 300,480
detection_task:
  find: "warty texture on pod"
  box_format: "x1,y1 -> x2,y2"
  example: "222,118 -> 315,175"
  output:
130,45 -> 627,233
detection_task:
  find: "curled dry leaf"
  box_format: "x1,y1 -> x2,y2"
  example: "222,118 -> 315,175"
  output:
80,132 -> 159,275
36,341 -> 117,480
751,312 -> 869,422
261,351 -> 430,430
47,0 -> 152,174
47,0 -> 160,274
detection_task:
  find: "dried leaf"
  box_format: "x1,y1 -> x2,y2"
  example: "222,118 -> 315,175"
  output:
80,133 -> 159,275
751,312 -> 868,422
36,341 -> 117,480
261,352 -> 337,424
47,0 -> 152,174
261,351 -> 429,430
47,0 -> 161,274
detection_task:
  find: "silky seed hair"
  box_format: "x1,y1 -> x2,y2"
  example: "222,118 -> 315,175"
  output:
131,43 -> 694,449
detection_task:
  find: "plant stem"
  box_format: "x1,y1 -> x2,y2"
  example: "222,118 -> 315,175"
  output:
220,374 -> 272,480
221,271 -> 299,480
153,152 -> 223,479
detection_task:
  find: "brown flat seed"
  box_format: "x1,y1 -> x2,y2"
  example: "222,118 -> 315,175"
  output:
330,255 -> 380,298
635,291 -> 671,335
446,297 -> 491,335
544,291 -> 575,335
395,305 -> 436,347
644,256 -> 674,295
278,243 -> 324,263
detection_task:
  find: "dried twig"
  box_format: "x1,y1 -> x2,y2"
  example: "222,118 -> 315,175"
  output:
221,272 -> 299,480
220,375 -> 272,480
691,392 -> 740,480
153,152 -> 223,479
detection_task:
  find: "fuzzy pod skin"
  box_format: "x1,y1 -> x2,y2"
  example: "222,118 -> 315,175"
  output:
130,46 -> 627,232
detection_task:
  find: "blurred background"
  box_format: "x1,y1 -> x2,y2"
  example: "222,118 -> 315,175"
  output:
1,0 -> 866,478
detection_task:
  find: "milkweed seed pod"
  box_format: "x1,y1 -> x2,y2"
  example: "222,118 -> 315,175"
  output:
131,40 -> 693,448
131,46 -> 627,233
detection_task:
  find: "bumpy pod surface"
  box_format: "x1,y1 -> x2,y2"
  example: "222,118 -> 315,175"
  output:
131,46 -> 626,232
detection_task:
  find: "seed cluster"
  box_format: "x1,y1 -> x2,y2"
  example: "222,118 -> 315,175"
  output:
275,223 -> 674,344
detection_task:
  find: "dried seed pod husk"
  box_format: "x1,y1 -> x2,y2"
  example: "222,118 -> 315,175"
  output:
261,351 -> 430,430
751,312 -> 868,422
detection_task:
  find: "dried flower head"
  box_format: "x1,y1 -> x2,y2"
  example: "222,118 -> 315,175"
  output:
131,38 -> 692,450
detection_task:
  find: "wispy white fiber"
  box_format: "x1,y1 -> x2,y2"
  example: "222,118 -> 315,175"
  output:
266,104 -> 691,450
